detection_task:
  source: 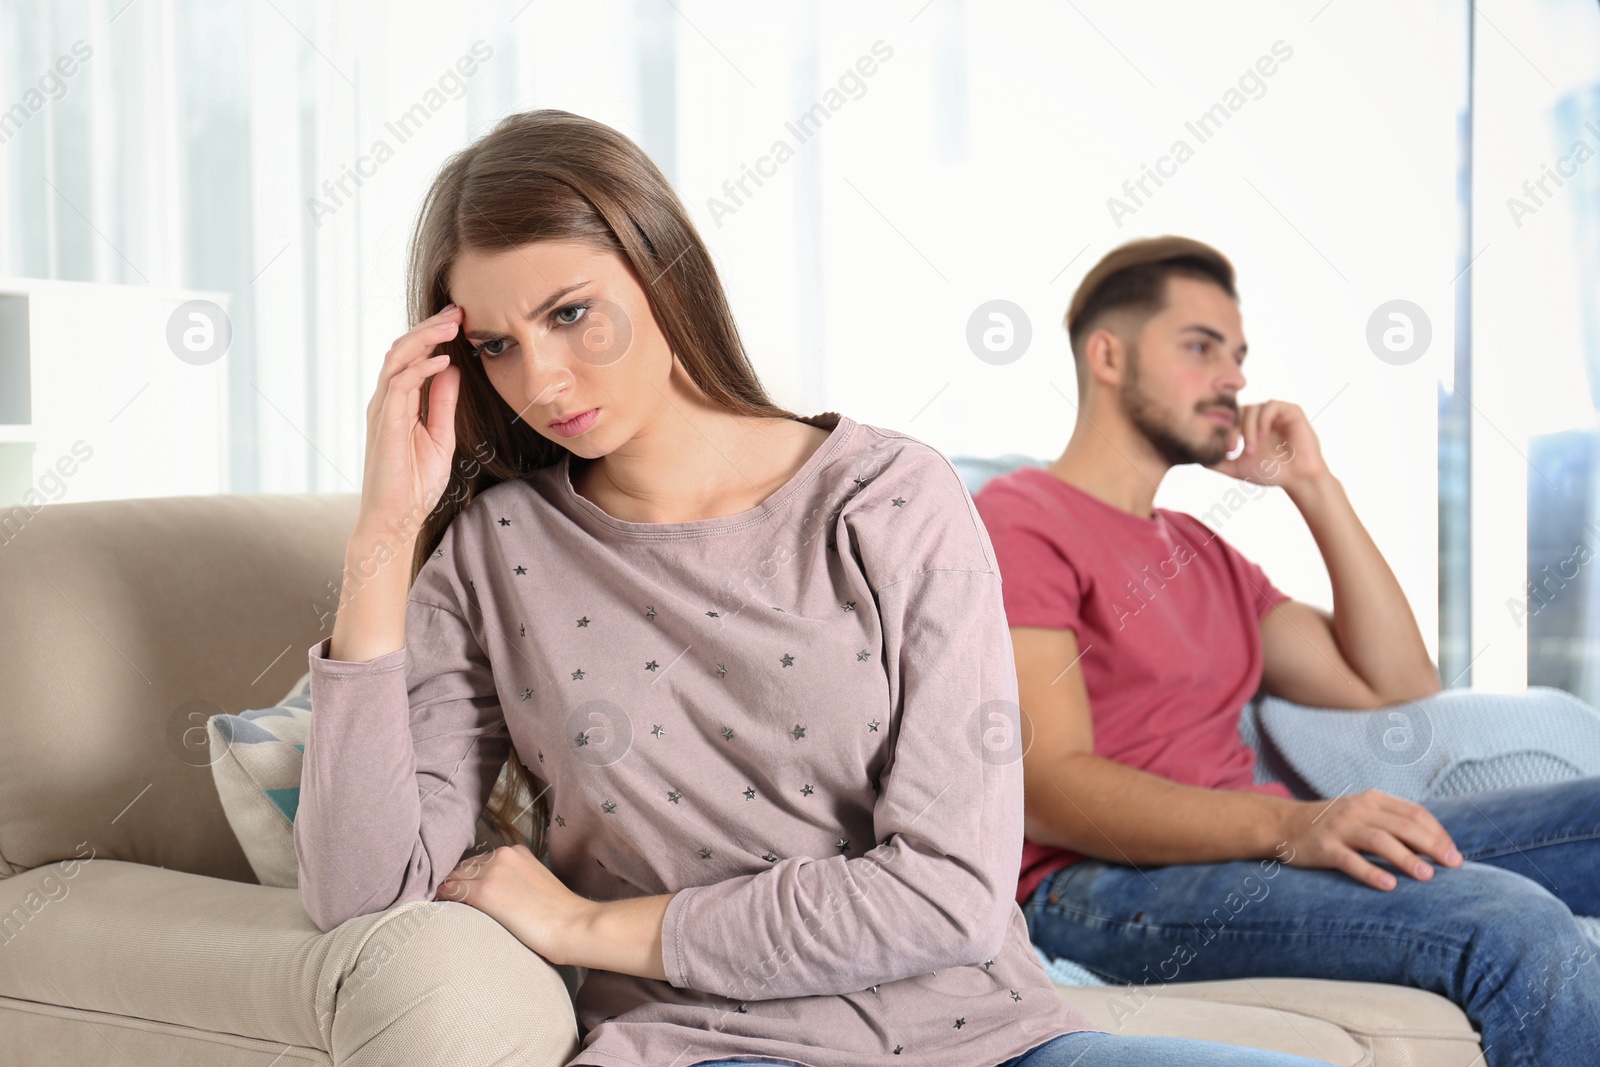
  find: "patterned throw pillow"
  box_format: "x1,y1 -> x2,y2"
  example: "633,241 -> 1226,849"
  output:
206,669 -> 506,888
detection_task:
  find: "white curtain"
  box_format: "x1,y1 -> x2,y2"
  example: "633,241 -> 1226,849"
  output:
3,0 -> 1472,645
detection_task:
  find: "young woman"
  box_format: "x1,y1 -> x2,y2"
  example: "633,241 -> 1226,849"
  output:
293,108 -> 1325,1067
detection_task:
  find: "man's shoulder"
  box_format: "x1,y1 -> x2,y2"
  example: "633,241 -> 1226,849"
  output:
1155,506 -> 1276,585
971,464 -> 1051,520
1156,505 -> 1238,552
1154,505 -> 1209,536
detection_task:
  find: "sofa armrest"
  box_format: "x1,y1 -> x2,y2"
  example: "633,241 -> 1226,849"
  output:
0,860 -> 580,1066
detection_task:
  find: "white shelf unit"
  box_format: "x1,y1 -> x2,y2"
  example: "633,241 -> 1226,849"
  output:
0,277 -> 231,508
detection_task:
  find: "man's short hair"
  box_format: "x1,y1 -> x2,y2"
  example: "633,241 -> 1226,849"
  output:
1064,235 -> 1238,381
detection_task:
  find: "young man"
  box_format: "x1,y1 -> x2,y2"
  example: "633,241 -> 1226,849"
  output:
972,235 -> 1600,1066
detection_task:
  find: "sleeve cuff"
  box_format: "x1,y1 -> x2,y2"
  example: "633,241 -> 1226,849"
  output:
659,883 -> 703,989
998,608 -> 1079,634
1257,589 -> 1292,620
307,636 -> 409,675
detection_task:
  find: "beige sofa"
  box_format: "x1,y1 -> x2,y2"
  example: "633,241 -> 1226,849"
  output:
0,492 -> 1487,1066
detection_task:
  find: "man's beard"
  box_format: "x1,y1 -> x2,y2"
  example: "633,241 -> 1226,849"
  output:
1120,345 -> 1237,467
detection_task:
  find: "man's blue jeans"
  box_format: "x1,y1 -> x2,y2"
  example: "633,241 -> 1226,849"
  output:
1023,777 -> 1600,1067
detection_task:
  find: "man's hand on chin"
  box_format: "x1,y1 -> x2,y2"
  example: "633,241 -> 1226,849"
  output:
1205,398 -> 1329,492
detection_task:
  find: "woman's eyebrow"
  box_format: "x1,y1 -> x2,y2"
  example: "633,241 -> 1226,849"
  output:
462,281 -> 590,340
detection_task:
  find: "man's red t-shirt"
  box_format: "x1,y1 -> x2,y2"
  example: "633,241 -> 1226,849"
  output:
972,465 -> 1295,905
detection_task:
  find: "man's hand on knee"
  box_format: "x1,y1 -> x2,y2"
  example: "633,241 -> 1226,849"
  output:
1276,789 -> 1465,891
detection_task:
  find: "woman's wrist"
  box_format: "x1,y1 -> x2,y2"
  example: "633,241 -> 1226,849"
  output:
328,523 -> 418,663
346,518 -> 419,569
561,893 -> 673,981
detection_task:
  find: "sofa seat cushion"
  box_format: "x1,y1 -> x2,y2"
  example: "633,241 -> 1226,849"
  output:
1061,976 -> 1483,1067
0,859 -> 578,1066
0,995 -> 331,1067
0,858 -> 1483,1067
1061,984 -> 1367,1065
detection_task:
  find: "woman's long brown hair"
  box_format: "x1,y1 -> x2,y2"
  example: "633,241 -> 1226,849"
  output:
403,108 -> 800,858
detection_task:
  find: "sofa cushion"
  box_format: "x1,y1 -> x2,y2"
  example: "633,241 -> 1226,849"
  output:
0,996 -> 332,1067
1082,977 -> 1485,1067
205,671 -> 501,888
0,491 -> 364,885
1060,984 -> 1369,1065
0,858 -> 579,1065
0,858 -> 1475,1067
205,691 -> 316,888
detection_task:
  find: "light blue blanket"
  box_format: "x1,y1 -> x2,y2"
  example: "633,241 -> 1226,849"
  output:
1242,685 -> 1600,800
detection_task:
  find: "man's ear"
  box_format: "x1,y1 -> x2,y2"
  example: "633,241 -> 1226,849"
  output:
1082,328 -> 1128,391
